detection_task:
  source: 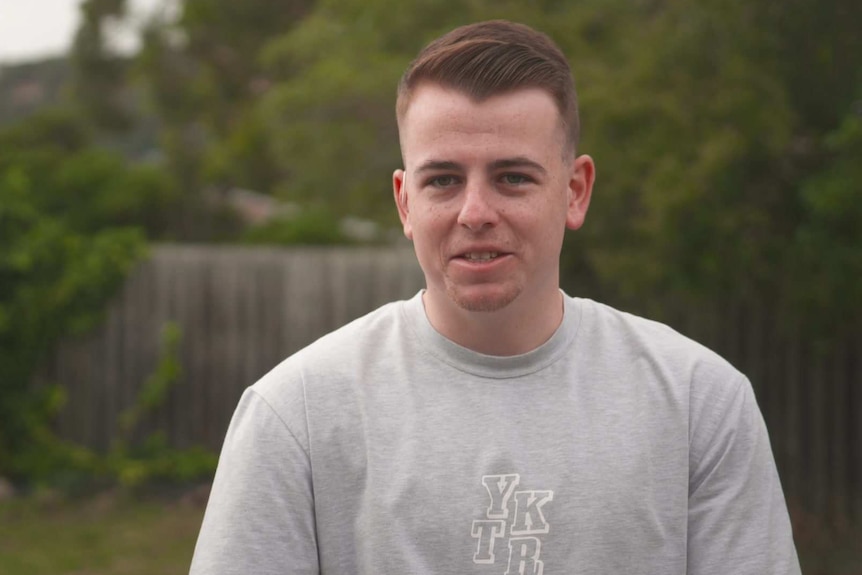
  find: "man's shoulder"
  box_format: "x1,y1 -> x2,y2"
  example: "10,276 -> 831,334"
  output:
303,297 -> 408,354
251,296 -> 412,395
572,296 -> 742,382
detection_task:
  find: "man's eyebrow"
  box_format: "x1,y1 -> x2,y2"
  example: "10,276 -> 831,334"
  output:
489,157 -> 547,174
414,160 -> 463,174
414,158 -> 547,174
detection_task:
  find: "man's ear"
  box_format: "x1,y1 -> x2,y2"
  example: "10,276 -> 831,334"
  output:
393,169 -> 413,239
565,154 -> 595,231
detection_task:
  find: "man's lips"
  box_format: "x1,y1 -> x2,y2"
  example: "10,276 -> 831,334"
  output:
460,251 -> 501,262
450,249 -> 513,265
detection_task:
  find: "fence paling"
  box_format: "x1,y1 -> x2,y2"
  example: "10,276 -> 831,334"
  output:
45,244 -> 859,524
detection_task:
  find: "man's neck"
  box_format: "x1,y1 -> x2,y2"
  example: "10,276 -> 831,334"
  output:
421,290 -> 565,356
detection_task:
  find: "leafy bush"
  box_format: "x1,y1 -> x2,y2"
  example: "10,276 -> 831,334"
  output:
104,323 -> 217,490
0,109 -> 191,483
0,109 -> 179,239
0,165 -> 145,481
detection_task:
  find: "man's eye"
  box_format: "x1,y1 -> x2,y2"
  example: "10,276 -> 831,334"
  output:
429,175 -> 458,187
501,174 -> 529,185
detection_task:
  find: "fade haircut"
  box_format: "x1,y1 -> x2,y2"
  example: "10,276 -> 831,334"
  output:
396,20 -> 580,154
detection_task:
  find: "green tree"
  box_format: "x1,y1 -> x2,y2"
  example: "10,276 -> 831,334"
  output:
134,0 -> 314,236
574,0 -> 862,336
0,109 -> 179,238
125,0 -> 860,333
0,111 -> 155,481
71,0 -> 133,132
254,0 -> 602,221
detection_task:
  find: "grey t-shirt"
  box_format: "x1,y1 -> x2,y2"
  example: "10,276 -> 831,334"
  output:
190,292 -> 800,574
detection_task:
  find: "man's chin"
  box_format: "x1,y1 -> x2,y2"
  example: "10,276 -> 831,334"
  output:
448,285 -> 520,313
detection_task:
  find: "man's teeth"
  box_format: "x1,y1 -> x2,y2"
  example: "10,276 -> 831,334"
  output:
464,252 -> 499,261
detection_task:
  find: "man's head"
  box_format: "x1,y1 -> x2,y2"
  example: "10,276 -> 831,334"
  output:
393,21 -> 595,354
396,20 -> 580,156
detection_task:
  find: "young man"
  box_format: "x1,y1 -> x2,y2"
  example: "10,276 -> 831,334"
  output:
190,21 -> 800,574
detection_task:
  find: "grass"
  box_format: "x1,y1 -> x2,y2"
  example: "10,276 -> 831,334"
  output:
0,488 -> 207,575
1,488 -> 860,574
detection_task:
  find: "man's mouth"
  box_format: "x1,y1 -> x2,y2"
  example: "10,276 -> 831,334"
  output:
462,252 -> 500,262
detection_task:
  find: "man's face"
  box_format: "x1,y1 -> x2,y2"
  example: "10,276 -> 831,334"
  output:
394,84 -> 594,318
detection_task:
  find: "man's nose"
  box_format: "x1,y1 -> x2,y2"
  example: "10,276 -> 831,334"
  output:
457,182 -> 498,232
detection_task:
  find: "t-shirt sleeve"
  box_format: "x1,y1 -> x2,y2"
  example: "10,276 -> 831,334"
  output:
189,387 -> 319,575
687,372 -> 800,574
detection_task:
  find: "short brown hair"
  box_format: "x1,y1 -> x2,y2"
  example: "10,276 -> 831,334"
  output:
396,20 -> 580,152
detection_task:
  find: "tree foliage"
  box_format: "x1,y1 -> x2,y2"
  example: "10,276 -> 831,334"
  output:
0,110 -> 179,237
135,0 -> 315,202
575,0 -> 862,334
0,111 -> 150,480
71,0 -> 134,131
1,0 -> 857,482
123,0 -> 861,333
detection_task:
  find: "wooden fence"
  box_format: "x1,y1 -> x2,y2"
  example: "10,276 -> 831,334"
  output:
47,245 -> 425,453
43,245 -> 860,523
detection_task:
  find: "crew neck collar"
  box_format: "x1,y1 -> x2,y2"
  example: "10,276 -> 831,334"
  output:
402,290 -> 582,379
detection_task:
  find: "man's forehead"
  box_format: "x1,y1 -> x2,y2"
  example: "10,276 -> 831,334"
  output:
398,84 -> 569,165
401,83 -> 559,122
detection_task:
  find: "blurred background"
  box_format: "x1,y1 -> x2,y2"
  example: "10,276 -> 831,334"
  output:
0,0 -> 859,573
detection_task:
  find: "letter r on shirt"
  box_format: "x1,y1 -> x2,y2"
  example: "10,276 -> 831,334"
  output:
505,537 -> 544,575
